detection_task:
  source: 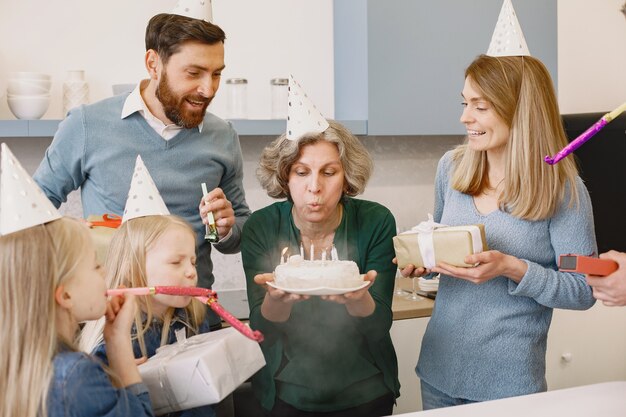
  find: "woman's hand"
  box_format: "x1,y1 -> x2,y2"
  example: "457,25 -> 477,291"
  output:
432,250 -> 528,284
255,273 -> 309,322
586,250 -> 626,306
392,257 -> 429,278
321,270 -> 377,317
103,294 -> 143,387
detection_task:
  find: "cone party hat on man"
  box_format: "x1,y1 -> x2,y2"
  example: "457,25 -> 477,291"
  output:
172,0 -> 213,23
486,0 -> 530,57
286,75 -> 330,141
122,155 -> 170,223
0,143 -> 61,235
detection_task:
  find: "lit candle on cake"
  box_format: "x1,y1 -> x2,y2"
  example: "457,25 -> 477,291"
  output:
310,243 -> 314,261
300,242 -> 304,258
321,249 -> 327,261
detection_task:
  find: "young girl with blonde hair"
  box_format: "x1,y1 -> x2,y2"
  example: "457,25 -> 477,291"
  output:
81,214 -> 214,417
0,217 -> 154,417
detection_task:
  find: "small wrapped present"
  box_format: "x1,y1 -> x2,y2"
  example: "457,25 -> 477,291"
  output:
86,214 -> 121,264
138,327 -> 266,415
393,215 -> 488,269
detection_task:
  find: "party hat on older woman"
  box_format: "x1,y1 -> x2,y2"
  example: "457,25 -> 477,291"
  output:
172,0 -> 213,23
122,155 -> 170,223
486,0 -> 530,57
0,143 -> 61,236
286,75 -> 330,141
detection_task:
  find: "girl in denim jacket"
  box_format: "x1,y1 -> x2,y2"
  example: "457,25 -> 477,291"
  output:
0,217 -> 154,417
81,215 -> 214,417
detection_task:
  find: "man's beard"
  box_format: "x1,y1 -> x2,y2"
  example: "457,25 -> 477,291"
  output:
155,70 -> 211,128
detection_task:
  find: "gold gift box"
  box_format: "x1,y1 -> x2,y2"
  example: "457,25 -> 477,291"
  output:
86,214 -> 120,265
393,224 -> 488,269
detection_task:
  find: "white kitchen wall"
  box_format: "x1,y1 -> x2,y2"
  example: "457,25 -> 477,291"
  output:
0,0 -> 334,120
557,0 -> 626,113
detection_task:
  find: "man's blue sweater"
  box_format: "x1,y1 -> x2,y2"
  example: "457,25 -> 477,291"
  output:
34,94 -> 251,291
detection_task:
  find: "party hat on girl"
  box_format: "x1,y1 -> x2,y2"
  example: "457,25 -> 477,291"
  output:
122,155 -> 170,223
0,143 -> 61,235
172,0 -> 213,23
286,75 -> 329,141
486,0 -> 530,57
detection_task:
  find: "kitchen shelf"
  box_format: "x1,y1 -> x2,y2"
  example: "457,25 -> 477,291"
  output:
0,119 -> 368,138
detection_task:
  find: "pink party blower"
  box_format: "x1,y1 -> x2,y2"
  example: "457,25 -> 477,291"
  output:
544,102 -> 626,165
196,295 -> 265,343
106,286 -> 213,297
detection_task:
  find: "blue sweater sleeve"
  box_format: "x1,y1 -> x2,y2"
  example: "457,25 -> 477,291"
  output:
508,177 -> 597,310
56,354 -> 154,417
33,106 -> 87,208
213,125 -> 251,254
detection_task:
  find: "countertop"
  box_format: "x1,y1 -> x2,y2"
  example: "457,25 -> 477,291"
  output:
391,381 -> 626,417
392,277 -> 435,320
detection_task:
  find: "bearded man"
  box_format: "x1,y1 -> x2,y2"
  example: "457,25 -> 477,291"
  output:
34,13 -> 251,331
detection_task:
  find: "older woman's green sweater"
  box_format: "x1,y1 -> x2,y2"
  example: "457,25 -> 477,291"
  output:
242,197 -> 400,412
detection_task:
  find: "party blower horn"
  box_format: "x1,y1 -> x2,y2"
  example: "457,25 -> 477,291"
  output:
106,286 -> 264,342
544,102 -> 626,165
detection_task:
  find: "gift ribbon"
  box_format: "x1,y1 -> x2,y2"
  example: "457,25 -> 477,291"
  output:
153,329 -> 214,412
406,214 -> 448,269
89,213 -> 122,228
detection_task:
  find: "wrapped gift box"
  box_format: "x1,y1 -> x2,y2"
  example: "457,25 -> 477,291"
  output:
393,224 -> 488,269
86,214 -> 120,264
139,327 -> 266,415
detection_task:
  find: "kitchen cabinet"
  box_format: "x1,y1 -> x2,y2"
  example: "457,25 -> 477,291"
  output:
334,0 -> 558,135
390,316 -> 429,414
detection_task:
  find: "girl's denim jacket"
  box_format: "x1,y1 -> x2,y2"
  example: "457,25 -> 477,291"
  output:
93,309 -> 214,417
48,345 -> 154,416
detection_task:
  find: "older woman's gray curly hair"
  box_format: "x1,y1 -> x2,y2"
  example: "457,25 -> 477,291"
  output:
257,120 -> 373,199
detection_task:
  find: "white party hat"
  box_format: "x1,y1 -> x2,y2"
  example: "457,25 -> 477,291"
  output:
122,155 -> 170,223
486,0 -> 530,57
172,0 -> 213,23
0,143 -> 61,236
286,75 -> 330,141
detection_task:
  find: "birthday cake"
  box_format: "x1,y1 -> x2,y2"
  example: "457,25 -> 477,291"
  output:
274,255 -> 363,289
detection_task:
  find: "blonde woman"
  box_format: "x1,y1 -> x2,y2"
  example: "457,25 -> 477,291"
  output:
0,217 -> 153,417
81,215 -> 213,417
406,55 -> 597,409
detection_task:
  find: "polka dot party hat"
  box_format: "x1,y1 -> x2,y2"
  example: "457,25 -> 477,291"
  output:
286,75 -> 330,141
0,143 -> 61,236
172,0 -> 213,23
122,155 -> 170,223
486,0 -> 530,57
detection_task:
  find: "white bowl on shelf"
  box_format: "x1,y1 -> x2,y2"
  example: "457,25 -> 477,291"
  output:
7,94 -> 51,119
7,78 -> 51,95
10,71 -> 51,80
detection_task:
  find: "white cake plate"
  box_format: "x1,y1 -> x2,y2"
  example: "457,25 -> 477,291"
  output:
266,280 -> 369,296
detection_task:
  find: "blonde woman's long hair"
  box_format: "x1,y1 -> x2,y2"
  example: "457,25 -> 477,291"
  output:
451,55 -> 579,220
80,215 -> 206,356
0,217 -> 92,417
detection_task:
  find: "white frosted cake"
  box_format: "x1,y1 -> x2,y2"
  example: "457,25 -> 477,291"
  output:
274,255 -> 363,289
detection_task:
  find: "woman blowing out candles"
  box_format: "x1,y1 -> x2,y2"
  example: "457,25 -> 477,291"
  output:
236,83 -> 400,416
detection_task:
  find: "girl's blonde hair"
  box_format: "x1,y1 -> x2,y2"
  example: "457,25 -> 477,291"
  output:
451,55 -> 579,220
80,215 -> 206,356
0,217 -> 91,417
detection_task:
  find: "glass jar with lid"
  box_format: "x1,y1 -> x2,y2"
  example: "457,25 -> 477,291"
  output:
225,78 -> 248,119
270,78 -> 289,119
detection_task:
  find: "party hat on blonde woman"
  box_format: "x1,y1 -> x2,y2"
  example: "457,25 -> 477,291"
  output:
122,155 -> 170,223
486,0 -> 530,57
286,75 -> 330,141
0,143 -> 61,235
172,0 -> 213,23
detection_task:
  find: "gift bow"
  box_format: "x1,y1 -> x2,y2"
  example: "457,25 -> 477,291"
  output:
407,214 -> 448,270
